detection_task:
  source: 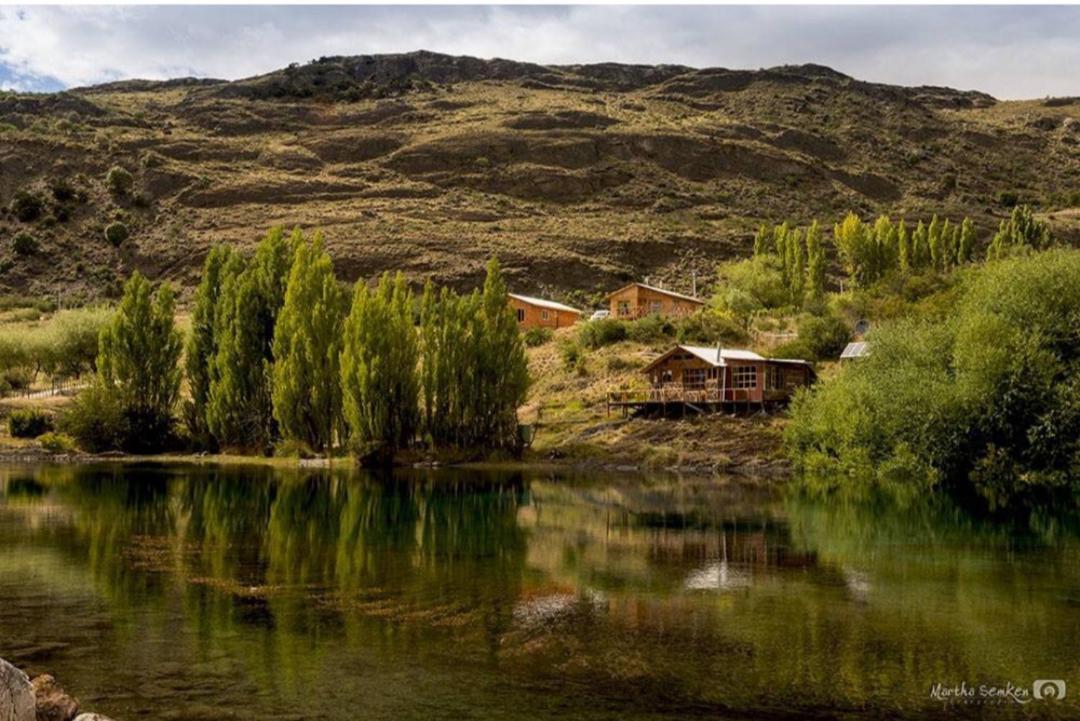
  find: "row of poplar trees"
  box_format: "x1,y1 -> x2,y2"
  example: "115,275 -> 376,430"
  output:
186,227 -> 529,456
754,211 -> 980,295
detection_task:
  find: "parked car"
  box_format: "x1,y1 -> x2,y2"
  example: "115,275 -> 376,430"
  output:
589,309 -> 610,322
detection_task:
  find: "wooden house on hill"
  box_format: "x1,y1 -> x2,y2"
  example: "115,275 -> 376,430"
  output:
508,293 -> 583,330
608,344 -> 814,414
605,282 -> 705,320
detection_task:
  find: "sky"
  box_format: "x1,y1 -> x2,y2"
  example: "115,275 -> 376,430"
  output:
0,5 -> 1078,100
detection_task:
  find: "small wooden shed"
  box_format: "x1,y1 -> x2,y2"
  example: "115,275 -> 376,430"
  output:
508,293 -> 583,330
605,282 -> 705,320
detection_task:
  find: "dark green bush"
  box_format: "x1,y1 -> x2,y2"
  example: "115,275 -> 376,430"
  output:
786,249 -> 1080,504
12,232 -> 38,255
674,312 -> 749,346
783,314 -> 850,361
8,408 -> 53,438
49,179 -> 76,202
104,221 -> 129,246
626,314 -> 674,344
523,326 -> 553,347
578,318 -> 628,349
61,383 -> 129,452
10,190 -> 44,222
106,166 -> 134,196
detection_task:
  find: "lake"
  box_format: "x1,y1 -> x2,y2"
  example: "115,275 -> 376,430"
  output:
0,462 -> 1077,720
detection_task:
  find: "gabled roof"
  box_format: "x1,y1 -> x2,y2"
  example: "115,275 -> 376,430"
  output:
840,341 -> 870,359
508,293 -> 582,314
642,345 -> 765,373
604,282 -> 705,304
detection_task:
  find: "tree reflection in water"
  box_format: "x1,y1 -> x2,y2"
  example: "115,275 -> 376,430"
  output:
0,463 -> 1077,720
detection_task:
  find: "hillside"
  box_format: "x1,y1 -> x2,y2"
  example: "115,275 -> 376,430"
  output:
1,50 -> 1078,305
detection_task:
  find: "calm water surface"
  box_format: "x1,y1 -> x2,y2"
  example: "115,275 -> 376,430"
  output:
0,463 -> 1077,720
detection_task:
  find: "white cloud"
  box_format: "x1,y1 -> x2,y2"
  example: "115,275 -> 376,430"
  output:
0,5 -> 1077,98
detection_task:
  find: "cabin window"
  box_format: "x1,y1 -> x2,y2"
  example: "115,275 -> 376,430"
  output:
541,309 -> 550,321
516,308 -> 525,323
650,301 -> 662,314
684,368 -> 705,388
765,366 -> 782,390
733,366 -> 757,389
706,367 -> 719,380
618,301 -> 631,317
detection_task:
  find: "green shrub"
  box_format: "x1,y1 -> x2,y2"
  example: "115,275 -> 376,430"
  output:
61,383 -> 129,452
104,221 -> 129,246
106,166 -> 134,196
786,249 -> 1080,504
38,431 -> 75,453
49,179 -> 76,202
523,326 -> 553,347
714,255 -> 789,316
777,314 -> 851,361
626,314 -> 674,344
8,408 -> 53,438
578,318 -> 627,349
12,232 -> 38,255
10,190 -> 44,222
674,312 -> 749,346
559,339 -> 587,375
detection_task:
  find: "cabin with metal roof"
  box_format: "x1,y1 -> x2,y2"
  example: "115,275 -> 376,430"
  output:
605,282 -> 705,320
609,344 -> 814,414
508,293 -> 583,330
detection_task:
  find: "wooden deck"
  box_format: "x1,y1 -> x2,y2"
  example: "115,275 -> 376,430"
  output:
607,384 -> 763,415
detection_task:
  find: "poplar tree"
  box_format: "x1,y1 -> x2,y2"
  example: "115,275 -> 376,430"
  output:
806,220 -> 826,299
928,214 -> 942,270
987,205 -> 1053,259
185,245 -> 234,446
207,227 -> 295,450
476,258 -> 529,448
753,224 -> 769,257
898,219 -> 910,274
97,272 -> 182,448
271,231 -> 346,452
341,272 -> 419,452
911,221 -> 928,269
958,217 -> 976,264
833,212 -> 869,286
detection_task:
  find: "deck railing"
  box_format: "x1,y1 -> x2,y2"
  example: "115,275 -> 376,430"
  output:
607,383 -> 753,405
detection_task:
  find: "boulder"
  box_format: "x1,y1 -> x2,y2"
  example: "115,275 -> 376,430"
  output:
0,658 -> 36,721
29,675 -> 79,721
73,715 -> 115,721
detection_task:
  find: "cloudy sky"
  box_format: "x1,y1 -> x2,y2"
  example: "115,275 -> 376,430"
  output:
1,5 -> 1077,99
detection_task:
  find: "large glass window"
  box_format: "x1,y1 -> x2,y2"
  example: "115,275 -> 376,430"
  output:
733,366 -> 757,389
684,368 -> 706,388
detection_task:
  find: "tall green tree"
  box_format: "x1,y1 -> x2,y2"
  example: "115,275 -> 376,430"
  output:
753,224 -> 769,257
341,272 -> 419,453
898,220 -> 911,274
207,227 -> 295,450
806,220 -> 826,299
987,205 -> 1053,259
476,258 -> 530,449
271,231 -> 346,452
958,217 -> 976,264
185,245 -> 234,446
97,272 -> 182,449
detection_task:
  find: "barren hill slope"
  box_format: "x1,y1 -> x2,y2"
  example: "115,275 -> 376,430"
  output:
1,50 -> 1077,305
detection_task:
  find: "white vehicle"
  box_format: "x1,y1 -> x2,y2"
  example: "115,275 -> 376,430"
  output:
589,309 -> 611,322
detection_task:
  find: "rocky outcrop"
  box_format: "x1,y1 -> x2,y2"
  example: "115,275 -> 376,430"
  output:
29,675 -> 79,721
0,658 -> 35,721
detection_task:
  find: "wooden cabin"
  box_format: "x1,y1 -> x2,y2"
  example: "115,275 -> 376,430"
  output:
605,282 -> 705,320
608,345 -> 814,413
508,293 -> 583,330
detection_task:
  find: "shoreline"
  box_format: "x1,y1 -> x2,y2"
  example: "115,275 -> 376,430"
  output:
0,440 -> 792,480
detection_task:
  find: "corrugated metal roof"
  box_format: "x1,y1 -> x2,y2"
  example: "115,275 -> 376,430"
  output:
508,293 -> 582,314
840,342 -> 870,359
603,282 -> 705,304
643,345 -> 766,372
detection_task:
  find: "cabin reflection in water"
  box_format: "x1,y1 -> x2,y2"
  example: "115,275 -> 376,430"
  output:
608,344 -> 815,414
